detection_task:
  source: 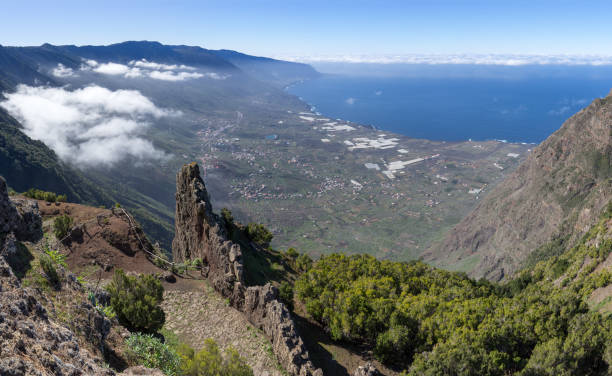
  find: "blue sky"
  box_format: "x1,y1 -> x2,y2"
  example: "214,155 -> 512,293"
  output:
3,0 -> 612,59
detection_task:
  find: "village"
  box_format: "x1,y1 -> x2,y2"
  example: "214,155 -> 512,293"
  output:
186,108 -> 531,258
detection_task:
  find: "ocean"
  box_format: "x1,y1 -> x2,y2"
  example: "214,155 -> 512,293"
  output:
287,64 -> 612,143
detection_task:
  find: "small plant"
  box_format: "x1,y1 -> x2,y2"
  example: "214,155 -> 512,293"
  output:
154,257 -> 168,269
114,202 -> 122,208
279,281 -> 294,311
100,305 -> 116,319
40,253 -> 60,285
191,258 -> 203,268
179,338 -> 253,376
44,247 -> 67,267
126,333 -> 180,376
53,214 -> 73,240
106,269 -> 165,333
285,247 -> 299,259
246,222 -> 273,247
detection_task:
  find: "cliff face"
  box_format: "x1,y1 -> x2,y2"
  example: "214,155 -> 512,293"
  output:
426,93 -> 612,280
0,176 -> 127,375
172,163 -> 322,376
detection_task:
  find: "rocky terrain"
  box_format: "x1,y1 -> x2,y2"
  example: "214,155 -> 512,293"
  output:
0,176 -> 148,375
173,162 -> 322,376
426,91 -> 612,280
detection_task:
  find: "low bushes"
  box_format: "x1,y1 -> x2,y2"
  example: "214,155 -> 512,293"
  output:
126,333 -> 253,376
23,188 -> 67,203
53,214 -> 73,240
106,269 -> 165,333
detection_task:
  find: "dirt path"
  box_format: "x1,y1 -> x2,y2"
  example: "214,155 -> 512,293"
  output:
162,280 -> 284,376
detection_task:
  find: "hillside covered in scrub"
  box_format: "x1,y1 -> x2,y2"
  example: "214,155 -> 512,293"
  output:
1,154 -> 612,375
427,91 -> 612,281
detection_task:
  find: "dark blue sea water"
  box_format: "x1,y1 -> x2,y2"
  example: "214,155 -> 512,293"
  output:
287,65 -> 612,143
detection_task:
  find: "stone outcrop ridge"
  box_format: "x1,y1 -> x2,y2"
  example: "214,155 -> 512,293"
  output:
0,176 -> 42,242
172,163 -> 322,376
426,93 -> 612,280
353,362 -> 380,376
0,176 -> 121,375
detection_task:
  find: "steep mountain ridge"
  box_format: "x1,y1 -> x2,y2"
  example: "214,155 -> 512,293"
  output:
172,162 -> 323,376
211,49 -> 320,87
426,91 -> 612,280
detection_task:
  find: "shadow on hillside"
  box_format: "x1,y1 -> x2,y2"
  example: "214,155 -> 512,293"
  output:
292,314 -> 350,376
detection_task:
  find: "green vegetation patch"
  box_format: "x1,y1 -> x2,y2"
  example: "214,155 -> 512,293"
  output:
295,237 -> 612,375
106,269 -> 166,333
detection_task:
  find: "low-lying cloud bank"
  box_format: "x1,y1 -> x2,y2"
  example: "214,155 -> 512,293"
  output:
0,84 -> 172,167
276,54 -> 612,66
52,59 -> 229,81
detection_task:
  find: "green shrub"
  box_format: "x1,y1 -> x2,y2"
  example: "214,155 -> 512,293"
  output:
278,281 -> 294,311
23,188 -> 67,202
191,258 -> 203,268
126,333 -> 180,376
374,326 -> 414,365
39,253 -> 60,285
53,215 -> 73,240
106,269 -> 165,333
246,223 -> 273,247
180,338 -> 253,376
44,248 -> 67,267
295,253 -> 313,272
285,247 -> 299,259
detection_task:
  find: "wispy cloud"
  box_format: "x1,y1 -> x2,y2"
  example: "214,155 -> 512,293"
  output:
0,85 -> 172,167
547,106 -> 571,116
345,97 -> 356,105
275,53 -> 612,66
547,98 -> 589,116
51,64 -> 76,78
148,70 -> 203,81
73,59 -> 227,81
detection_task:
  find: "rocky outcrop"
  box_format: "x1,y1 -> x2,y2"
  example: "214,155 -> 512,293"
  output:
172,163 -> 322,376
353,362 -> 380,376
0,236 -> 116,376
173,162 -> 245,304
0,176 -> 130,375
426,93 -> 612,280
0,176 -> 42,241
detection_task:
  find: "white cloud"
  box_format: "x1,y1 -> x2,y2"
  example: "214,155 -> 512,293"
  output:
77,59 -> 221,81
130,59 -> 196,71
92,62 -> 132,75
274,53 -> 612,66
148,70 -> 204,81
51,64 -> 76,78
345,97 -> 356,105
0,85 -> 172,167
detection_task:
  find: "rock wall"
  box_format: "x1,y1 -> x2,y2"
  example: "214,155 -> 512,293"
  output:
172,163 -> 322,376
0,176 -> 42,241
0,176 -> 120,375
